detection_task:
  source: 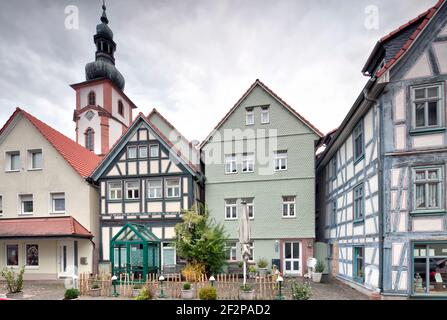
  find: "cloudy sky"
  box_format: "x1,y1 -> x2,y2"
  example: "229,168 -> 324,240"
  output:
0,0 -> 437,142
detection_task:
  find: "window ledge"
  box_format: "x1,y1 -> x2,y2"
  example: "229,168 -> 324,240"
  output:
5,170 -> 20,173
410,210 -> 446,216
353,155 -> 365,166
353,218 -> 365,225
224,218 -> 238,221
282,216 -> 296,219
50,212 -> 66,215
28,168 -> 42,172
409,127 -> 446,136
225,172 -> 238,175
19,213 -> 33,216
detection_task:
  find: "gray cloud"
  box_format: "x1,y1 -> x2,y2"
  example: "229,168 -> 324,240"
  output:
0,0 -> 437,141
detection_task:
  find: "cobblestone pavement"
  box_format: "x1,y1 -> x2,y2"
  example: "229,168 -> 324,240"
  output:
1,277 -> 368,300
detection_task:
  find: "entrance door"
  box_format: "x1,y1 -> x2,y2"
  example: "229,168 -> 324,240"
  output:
58,241 -> 74,278
284,241 -> 301,275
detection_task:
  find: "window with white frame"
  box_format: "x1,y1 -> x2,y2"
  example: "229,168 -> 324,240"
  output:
6,244 -> 19,266
127,146 -> 137,159
242,153 -> 254,173
150,145 -> 159,157
282,196 -> 296,217
261,107 -> 270,124
50,193 -> 65,213
274,151 -> 288,171
165,178 -> 180,198
242,198 -> 254,219
139,146 -> 148,158
246,109 -> 254,125
108,181 -> 122,200
26,244 -> 39,267
6,151 -> 20,171
0,195 -> 3,215
225,155 -> 237,174
147,179 -> 162,198
226,242 -> 237,261
28,149 -> 42,170
125,181 -> 140,199
413,167 -> 443,212
19,194 -> 33,215
225,199 -> 237,220
353,184 -> 364,221
411,84 -> 443,130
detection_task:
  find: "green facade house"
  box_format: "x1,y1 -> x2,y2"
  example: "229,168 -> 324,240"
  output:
200,79 -> 322,275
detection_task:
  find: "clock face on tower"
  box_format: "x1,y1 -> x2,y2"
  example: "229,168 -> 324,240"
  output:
85,110 -> 95,121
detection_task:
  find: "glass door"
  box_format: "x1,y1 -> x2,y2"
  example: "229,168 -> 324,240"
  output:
58,241 -> 74,278
284,241 -> 301,275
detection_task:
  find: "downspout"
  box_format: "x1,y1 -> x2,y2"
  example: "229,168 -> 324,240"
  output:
362,76 -> 385,295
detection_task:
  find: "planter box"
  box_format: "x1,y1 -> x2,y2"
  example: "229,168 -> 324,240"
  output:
258,268 -> 268,276
312,272 -> 322,283
90,288 -> 102,297
181,289 -> 195,300
239,290 -> 255,300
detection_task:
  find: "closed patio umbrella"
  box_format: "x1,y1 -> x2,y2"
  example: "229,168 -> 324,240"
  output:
238,200 -> 251,286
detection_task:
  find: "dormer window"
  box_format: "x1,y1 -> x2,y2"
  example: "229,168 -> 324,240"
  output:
118,100 -> 124,116
85,128 -> 95,152
88,91 -> 96,106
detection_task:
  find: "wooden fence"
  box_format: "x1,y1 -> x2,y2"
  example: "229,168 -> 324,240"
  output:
78,273 -> 278,299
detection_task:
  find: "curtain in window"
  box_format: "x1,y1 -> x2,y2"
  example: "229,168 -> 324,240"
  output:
415,183 -> 425,209
428,183 -> 438,208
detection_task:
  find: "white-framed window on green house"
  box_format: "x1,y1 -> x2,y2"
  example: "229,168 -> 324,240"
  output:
353,120 -> 364,163
127,146 -> 137,159
50,193 -> 65,214
260,107 -> 270,124
28,149 -> 42,170
242,153 -> 254,173
125,181 -> 140,199
25,244 -> 39,267
225,199 -> 237,220
242,198 -> 254,219
226,242 -> 237,261
353,246 -> 364,282
246,108 -> 254,125
147,179 -> 162,199
274,151 -> 288,171
138,145 -> 148,158
19,194 -> 33,215
413,166 -> 443,213
108,181 -> 122,200
6,151 -> 20,172
330,200 -> 337,227
282,196 -> 296,218
353,184 -> 364,221
6,244 -> 19,266
150,144 -> 159,158
165,178 -> 180,198
225,155 -> 237,174
411,83 -> 444,131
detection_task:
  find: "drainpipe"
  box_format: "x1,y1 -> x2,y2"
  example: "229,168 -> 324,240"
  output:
362,76 -> 385,295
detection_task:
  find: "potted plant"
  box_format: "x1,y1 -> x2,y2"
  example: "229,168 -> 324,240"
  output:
248,265 -> 257,279
199,286 -> 217,300
181,282 -> 195,299
312,258 -> 325,283
257,258 -> 269,276
89,282 -> 101,297
134,287 -> 153,300
1,266 -> 25,298
239,284 -> 255,300
64,288 -> 80,300
132,284 -> 142,297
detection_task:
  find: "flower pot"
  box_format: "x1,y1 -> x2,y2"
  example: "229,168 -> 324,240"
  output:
312,272 -> 322,283
6,292 -> 23,299
181,289 -> 195,300
258,268 -> 267,276
239,290 -> 255,300
132,289 -> 141,297
90,288 -> 102,297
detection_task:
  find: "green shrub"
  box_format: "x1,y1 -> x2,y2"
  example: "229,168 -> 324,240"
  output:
134,287 -> 153,300
238,261 -> 244,268
1,266 -> 25,293
183,282 -> 191,290
315,259 -> 325,273
291,281 -> 312,300
199,286 -> 217,300
248,265 -> 256,273
64,288 -> 80,300
240,284 -> 253,292
257,258 -> 268,268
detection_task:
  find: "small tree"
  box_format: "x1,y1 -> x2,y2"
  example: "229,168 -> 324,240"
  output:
1,266 -> 25,294
175,206 -> 228,275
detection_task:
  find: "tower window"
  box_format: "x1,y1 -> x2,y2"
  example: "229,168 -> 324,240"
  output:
85,128 -> 95,152
88,91 -> 96,106
118,100 -> 124,116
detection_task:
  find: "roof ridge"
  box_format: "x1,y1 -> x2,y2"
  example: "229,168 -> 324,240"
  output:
147,108 -> 195,146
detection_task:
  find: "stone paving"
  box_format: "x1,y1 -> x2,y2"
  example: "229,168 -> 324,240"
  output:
1,277 -> 368,300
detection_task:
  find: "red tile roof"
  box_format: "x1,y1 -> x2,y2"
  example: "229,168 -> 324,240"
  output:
200,79 -> 323,148
0,216 -> 92,239
375,0 -> 444,78
0,108 -> 101,178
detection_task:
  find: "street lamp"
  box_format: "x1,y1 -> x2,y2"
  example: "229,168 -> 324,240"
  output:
276,275 -> 284,300
158,275 -> 166,298
209,275 -> 215,287
111,275 -> 119,297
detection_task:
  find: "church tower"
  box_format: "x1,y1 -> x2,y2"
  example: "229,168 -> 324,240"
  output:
71,2 -> 136,156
